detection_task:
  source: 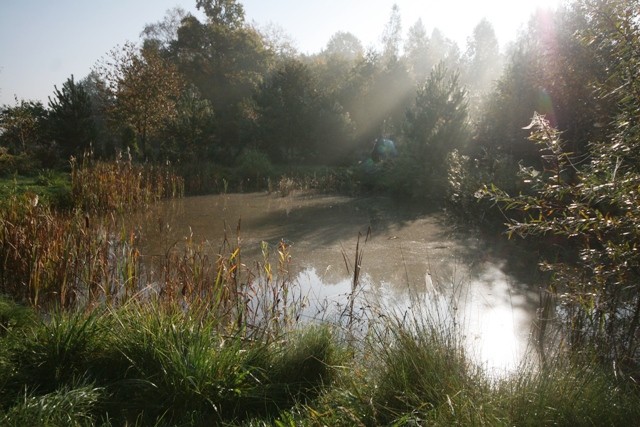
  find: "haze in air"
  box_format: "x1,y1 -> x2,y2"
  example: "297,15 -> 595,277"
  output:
1,0 -> 640,425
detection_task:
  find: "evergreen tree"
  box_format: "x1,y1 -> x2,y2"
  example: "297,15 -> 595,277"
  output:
392,62 -> 469,198
48,75 -> 96,159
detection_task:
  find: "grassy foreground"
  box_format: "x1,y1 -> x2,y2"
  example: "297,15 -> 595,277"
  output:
1,295 -> 639,426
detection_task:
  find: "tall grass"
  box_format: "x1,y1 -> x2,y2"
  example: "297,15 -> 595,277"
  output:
1,282 -> 640,425
0,193 -> 144,310
71,149 -> 184,213
1,385 -> 104,427
498,354 -> 640,426
245,272 -> 640,426
0,298 -> 340,426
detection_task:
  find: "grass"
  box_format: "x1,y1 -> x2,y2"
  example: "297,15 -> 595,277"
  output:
1,284 -> 640,426
71,150 -> 184,213
0,298 -> 341,425
0,171 -> 72,210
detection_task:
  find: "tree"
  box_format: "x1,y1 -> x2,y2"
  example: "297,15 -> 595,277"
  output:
324,31 -> 364,62
463,19 -> 502,98
254,59 -> 319,162
381,4 -> 402,62
426,29 -> 461,72
335,49 -> 413,147
404,19 -> 431,83
0,98 -> 48,155
48,75 -> 96,159
314,32 -> 364,103
141,7 -> 187,51
172,11 -> 269,155
254,57 -> 355,165
162,86 -> 216,162
257,22 -> 298,63
78,71 -> 113,157
196,0 -> 245,29
481,0 -> 640,368
394,62 -> 469,198
96,42 -> 184,157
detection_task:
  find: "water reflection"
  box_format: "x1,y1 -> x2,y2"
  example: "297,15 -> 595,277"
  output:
132,192 -> 540,374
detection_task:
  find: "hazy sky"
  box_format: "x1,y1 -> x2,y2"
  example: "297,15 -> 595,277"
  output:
0,0 -> 561,106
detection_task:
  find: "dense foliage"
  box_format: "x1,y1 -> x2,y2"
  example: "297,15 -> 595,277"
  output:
482,0 -> 640,370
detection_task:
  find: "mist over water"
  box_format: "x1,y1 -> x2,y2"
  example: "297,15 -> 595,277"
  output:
132,191 -> 541,373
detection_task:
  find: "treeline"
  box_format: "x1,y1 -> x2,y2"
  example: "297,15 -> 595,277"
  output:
0,1 -> 474,172
0,0 -> 635,201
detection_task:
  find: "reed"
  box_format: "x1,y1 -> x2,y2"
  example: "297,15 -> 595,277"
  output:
0,150 -> 187,311
0,197 -> 305,346
71,149 -> 184,213
0,194 -> 143,310
340,228 -> 370,342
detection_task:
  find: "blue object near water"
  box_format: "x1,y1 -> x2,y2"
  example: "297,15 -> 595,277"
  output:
372,138 -> 397,162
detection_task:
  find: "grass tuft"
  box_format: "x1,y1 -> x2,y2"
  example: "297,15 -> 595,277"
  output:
0,384 -> 104,427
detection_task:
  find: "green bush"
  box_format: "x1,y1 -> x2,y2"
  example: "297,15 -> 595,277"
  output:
0,151 -> 41,177
236,148 -> 274,191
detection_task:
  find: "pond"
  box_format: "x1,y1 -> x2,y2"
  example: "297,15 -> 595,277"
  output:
132,191 -> 543,375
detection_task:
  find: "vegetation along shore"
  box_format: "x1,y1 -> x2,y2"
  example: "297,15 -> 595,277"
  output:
1,0 -> 640,424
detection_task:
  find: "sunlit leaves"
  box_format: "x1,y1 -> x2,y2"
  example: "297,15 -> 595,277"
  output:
482,107 -> 640,363
95,42 -> 184,156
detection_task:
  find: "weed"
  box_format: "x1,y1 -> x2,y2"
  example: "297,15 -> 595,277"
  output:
71,149 -> 183,214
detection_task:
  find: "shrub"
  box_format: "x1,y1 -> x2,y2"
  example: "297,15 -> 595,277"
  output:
236,148 -> 274,191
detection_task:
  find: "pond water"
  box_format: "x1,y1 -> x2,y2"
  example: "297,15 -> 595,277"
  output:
132,191 -> 542,375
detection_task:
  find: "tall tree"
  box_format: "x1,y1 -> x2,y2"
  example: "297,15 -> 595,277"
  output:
257,22 -> 298,63
381,4 -> 403,61
396,62 -> 469,198
315,32 -> 364,101
48,75 -> 96,159
464,19 -> 502,95
96,42 -> 184,157
255,59 -> 318,162
324,31 -> 364,62
404,19 -> 431,83
141,7 -> 187,51
473,5 -> 611,168
79,71 -> 113,157
172,10 -> 269,154
481,0 -> 640,365
196,0 -> 245,29
337,49 -> 413,146
427,29 -> 460,71
162,86 -> 216,162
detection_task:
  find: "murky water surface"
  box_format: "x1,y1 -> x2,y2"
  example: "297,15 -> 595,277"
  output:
133,191 -> 541,374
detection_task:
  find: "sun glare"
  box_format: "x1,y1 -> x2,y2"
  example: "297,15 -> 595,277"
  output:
397,0 -> 563,49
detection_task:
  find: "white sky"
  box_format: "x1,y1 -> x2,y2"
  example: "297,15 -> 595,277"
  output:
0,0 -> 561,106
